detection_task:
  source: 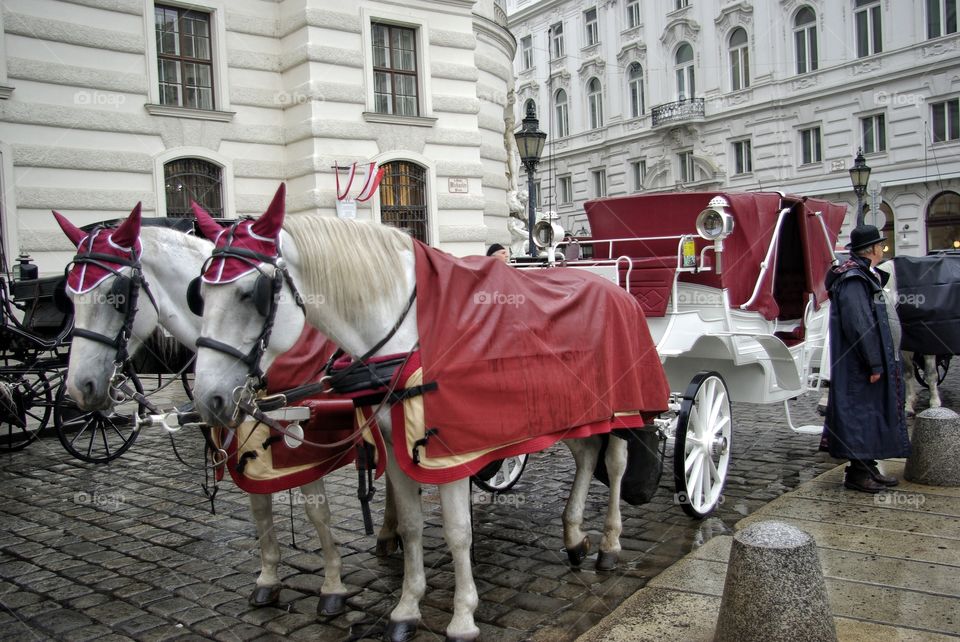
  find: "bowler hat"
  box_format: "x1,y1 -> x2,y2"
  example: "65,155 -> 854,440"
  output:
845,224 -> 886,251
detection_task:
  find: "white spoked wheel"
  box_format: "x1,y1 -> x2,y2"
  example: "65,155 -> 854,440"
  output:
471,454 -> 529,493
673,371 -> 732,519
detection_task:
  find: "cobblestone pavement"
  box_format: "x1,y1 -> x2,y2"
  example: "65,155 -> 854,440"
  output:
1,374 -> 952,642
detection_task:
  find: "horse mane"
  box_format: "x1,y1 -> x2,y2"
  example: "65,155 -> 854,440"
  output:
281,215 -> 412,326
139,225 -> 213,260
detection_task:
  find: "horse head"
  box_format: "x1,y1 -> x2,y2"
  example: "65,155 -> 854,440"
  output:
190,183 -> 307,427
54,203 -> 160,410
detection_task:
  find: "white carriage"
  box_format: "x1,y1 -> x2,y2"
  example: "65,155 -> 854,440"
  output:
522,191 -> 847,518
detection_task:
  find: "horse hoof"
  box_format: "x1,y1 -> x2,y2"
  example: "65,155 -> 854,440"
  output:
376,535 -> 402,557
317,592 -> 348,617
248,584 -> 282,607
445,632 -> 480,642
566,536 -> 591,566
384,619 -> 419,642
596,551 -> 619,571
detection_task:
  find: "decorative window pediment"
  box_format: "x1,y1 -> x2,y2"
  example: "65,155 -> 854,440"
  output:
549,68 -> 571,91
617,42 -> 647,65
578,57 -> 606,80
715,2 -> 753,34
660,18 -> 700,50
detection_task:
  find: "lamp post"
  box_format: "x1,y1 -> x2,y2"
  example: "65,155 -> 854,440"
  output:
849,147 -> 871,227
514,102 -> 547,257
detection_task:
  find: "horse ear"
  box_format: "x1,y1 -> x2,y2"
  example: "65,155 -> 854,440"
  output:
111,202 -> 142,249
251,183 -> 286,238
192,201 -> 224,241
52,210 -> 86,247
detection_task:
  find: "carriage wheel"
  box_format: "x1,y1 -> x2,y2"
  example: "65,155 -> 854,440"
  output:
673,371 -> 732,519
54,369 -> 144,463
471,454 -> 528,493
913,354 -> 950,390
0,371 -> 53,452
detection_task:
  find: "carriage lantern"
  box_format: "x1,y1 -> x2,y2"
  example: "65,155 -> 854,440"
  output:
849,148 -> 871,227
696,196 -> 735,274
515,102 -> 547,257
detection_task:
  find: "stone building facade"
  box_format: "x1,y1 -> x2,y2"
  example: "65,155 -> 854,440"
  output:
0,0 -> 516,274
507,0 -> 960,257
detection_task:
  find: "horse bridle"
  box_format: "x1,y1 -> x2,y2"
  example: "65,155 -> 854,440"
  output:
188,223 -> 305,387
64,227 -> 159,370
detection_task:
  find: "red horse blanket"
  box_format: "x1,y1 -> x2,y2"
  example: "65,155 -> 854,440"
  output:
384,242 -> 670,484
215,325 -> 360,494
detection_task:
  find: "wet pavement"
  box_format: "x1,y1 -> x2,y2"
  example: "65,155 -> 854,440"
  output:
0,375 -> 952,642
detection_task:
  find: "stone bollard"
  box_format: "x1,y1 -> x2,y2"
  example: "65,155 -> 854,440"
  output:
715,520 -> 836,642
905,407 -> 960,486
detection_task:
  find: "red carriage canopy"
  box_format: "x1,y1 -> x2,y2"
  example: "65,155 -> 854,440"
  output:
584,192 -> 846,320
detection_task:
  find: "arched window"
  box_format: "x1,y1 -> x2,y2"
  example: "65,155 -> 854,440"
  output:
675,43 -> 695,101
729,28 -> 750,91
926,191 -> 960,251
164,158 -> 223,218
555,89 -> 569,138
862,201 -> 896,259
794,6 -> 818,74
627,62 -> 645,118
587,77 -> 603,129
380,160 -> 428,243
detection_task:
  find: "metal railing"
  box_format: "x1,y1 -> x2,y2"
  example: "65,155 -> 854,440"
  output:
651,98 -> 705,127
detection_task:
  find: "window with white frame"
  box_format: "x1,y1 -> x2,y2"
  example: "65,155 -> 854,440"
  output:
381,160 -> 428,242
555,89 -> 569,137
732,139 -> 752,174
533,180 -> 541,208
678,151 -> 695,183
932,98 -> 960,142
587,77 -> 604,129
155,5 -> 214,109
551,23 -> 565,58
592,169 -> 607,197
675,43 -> 695,101
632,159 -> 646,191
927,0 -> 958,38
584,8 -> 599,46
861,114 -> 886,153
794,6 -> 818,74
729,28 -> 750,91
628,63 -> 644,117
626,0 -> 641,29
799,126 -> 822,164
855,0 -> 882,57
675,0 -> 690,9
372,22 -> 419,116
520,35 -> 533,70
558,175 -> 572,203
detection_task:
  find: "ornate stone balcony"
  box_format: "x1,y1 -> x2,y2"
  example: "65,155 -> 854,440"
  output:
651,98 -> 705,127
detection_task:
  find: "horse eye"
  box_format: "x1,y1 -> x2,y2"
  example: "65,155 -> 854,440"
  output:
238,290 -> 252,302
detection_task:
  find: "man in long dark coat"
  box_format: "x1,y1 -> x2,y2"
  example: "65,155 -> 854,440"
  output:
823,224 -> 911,493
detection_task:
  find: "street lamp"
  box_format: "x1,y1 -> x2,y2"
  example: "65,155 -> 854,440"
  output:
514,102 -> 547,257
849,147 -> 871,227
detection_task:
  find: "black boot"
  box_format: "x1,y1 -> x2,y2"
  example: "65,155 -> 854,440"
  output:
843,465 -> 885,493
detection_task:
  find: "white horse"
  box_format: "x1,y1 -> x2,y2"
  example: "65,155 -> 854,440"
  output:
190,185 -> 631,641
878,261 -> 942,415
53,206 -> 360,615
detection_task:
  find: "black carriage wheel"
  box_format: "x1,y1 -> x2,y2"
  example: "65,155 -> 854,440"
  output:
471,454 -> 529,493
673,371 -> 732,519
54,368 -> 144,463
913,354 -> 951,390
0,371 -> 53,452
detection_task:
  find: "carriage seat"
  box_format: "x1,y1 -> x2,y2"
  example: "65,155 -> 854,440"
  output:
774,325 -> 805,347
618,256 -> 677,318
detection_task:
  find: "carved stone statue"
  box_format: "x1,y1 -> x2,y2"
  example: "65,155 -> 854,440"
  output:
504,88 -> 524,217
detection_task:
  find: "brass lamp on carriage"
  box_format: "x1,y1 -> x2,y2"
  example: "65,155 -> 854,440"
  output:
696,195 -> 735,274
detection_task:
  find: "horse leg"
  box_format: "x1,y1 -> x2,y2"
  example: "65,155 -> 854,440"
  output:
299,479 -> 350,616
376,473 -> 402,557
597,435 -> 626,571
562,436 -> 601,566
903,351 -> 917,417
247,492 -> 283,606
927,354 -> 942,408
384,455 -> 426,642
439,477 -> 480,641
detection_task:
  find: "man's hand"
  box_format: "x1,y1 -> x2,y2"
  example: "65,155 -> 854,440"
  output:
869,373 -> 881,384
